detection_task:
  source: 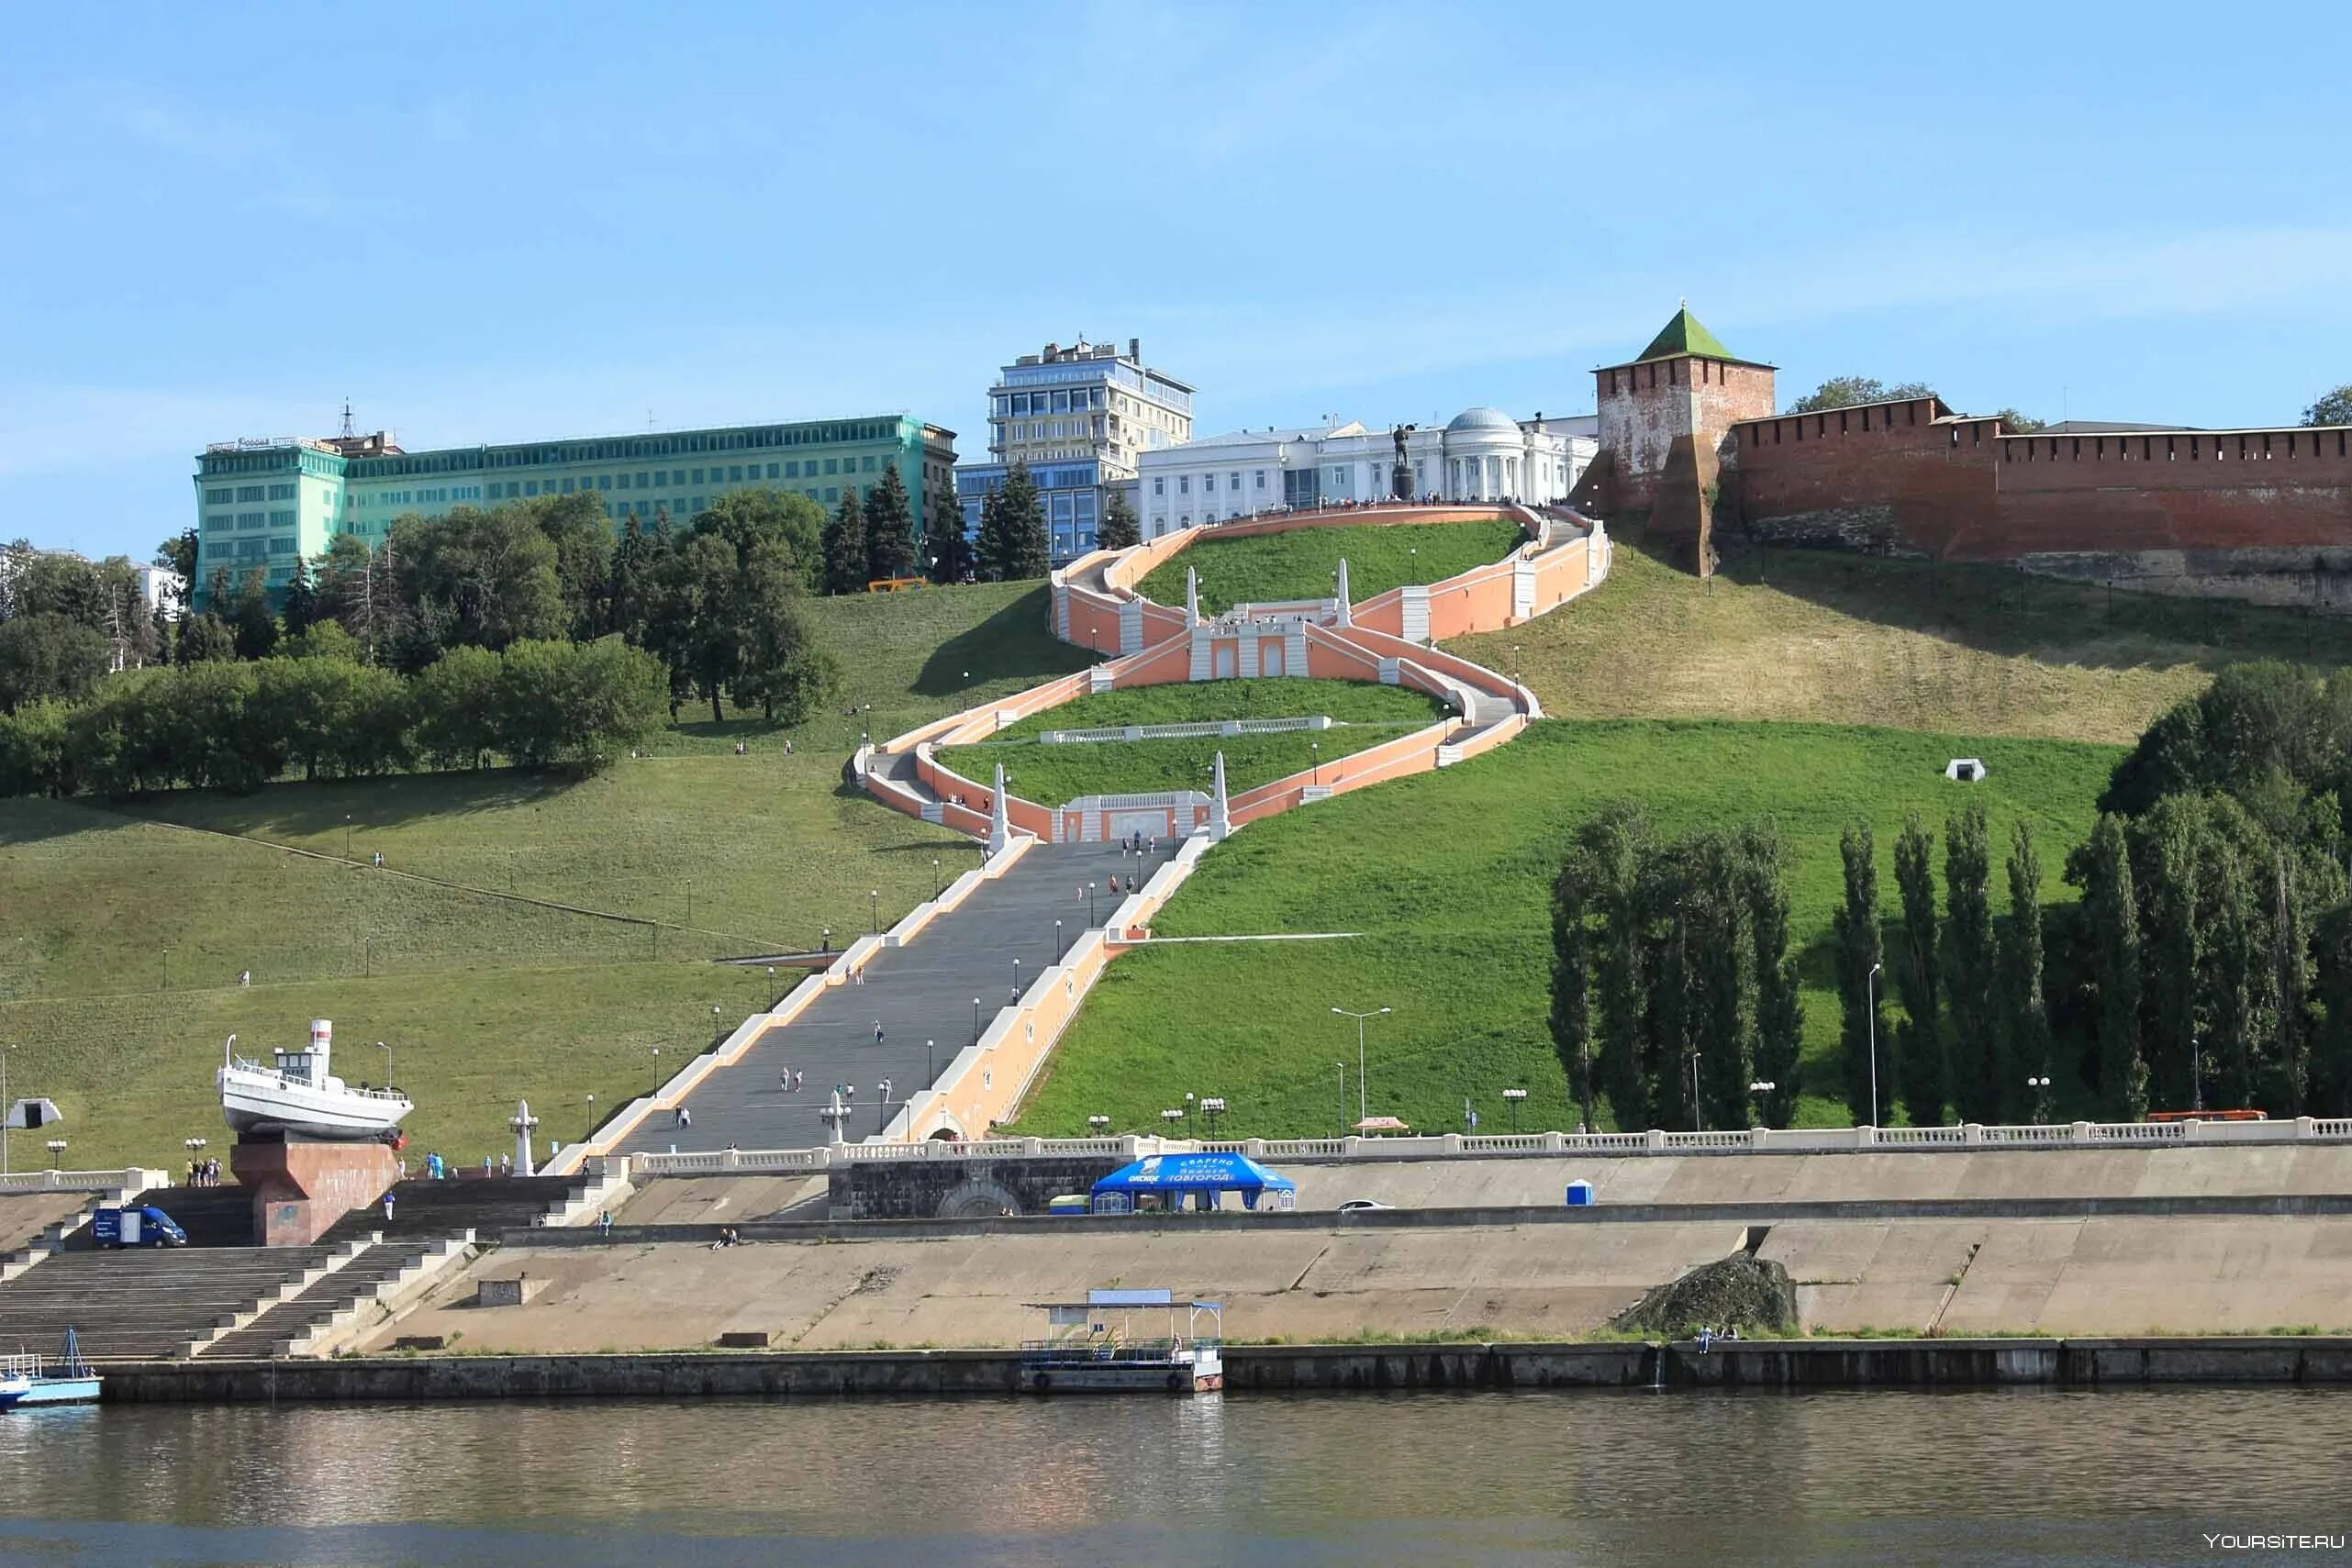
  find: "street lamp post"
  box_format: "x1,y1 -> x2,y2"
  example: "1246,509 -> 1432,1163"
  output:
1199,1095 -> 1227,1138
1867,962 -> 1882,1126
1160,1107 -> 1184,1140
1310,741 -> 1320,785
1055,919 -> 1065,961
376,1040 -> 393,1093
686,881 -> 694,927
1087,1114 -> 1109,1135
1335,1062 -> 1347,1137
1748,1079 -> 1777,1129
765,966 -> 777,1010
2192,1036 -> 2204,1113
973,997 -> 983,1042
344,814 -> 352,860
1502,1087 -> 1527,1131
822,928 -> 831,954
1692,1051 -> 1704,1132
45,1140 -> 65,1170
932,859 -> 942,900
1331,1006 -> 1389,1126
2026,1074 -> 2053,1125
363,935 -> 373,979
925,1039 -> 935,1082
870,889 -> 879,934
1087,883 -> 1098,925
1011,957 -> 1023,999
162,947 -> 169,991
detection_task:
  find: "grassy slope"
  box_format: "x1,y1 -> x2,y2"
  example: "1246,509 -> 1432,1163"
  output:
936,680 -> 1445,806
1010,718 -> 2118,1140
1138,518 -> 1522,617
1459,543 -> 2352,745
0,582 -> 1087,1169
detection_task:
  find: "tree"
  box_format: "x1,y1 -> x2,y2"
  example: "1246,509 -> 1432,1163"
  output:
608,514 -> 669,645
1943,803 -> 2000,1122
975,462 -> 1048,581
820,486 -> 867,595
1789,376 -> 1937,414
1582,802 -> 1653,1132
229,568 -> 279,661
2138,794 -> 2206,1107
1550,846 -> 1596,1132
1892,813 -> 1947,1126
1744,824 -> 1803,1129
524,491 -> 617,639
2303,386 -> 2352,428
1992,408 -> 2047,434
2000,820 -> 2053,1122
173,612 -> 235,665
1097,490 -> 1143,551
862,466 -> 919,583
279,558 -> 320,640
694,489 -> 825,595
1834,820 -> 1888,1126
411,645 -> 502,769
154,530 -> 198,615
385,505 -> 563,664
2313,903 -> 2352,1117
312,534 -> 405,663
928,501 -> 971,583
732,536 -> 834,724
0,615 -> 111,713
2076,814 -> 2148,1119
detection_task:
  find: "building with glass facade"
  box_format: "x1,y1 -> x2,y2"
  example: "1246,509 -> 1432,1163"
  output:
953,337 -> 1192,563
193,414 -> 957,602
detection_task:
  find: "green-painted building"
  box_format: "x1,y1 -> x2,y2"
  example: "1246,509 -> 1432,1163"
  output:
193,414 -> 958,601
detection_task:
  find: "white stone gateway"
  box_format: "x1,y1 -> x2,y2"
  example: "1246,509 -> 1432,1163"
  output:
1945,758 -> 1988,783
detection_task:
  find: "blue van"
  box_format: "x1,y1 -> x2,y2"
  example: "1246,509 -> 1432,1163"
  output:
91,1206 -> 189,1248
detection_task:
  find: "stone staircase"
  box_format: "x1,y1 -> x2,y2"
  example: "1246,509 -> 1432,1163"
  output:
0,1242 -> 354,1361
201,1232 -> 472,1358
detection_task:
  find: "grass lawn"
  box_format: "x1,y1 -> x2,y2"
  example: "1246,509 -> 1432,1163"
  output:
0,581 -> 1090,1171
1008,717 -> 2120,1141
1456,542 -> 2352,746
1138,518 -> 1522,617
935,679 -> 1447,806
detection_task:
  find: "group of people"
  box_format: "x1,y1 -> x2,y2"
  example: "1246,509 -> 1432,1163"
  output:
184,1156 -> 222,1186
708,1226 -> 744,1250
1692,1326 -> 1745,1351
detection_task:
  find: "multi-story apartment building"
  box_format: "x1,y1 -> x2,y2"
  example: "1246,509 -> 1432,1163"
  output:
192,415 -> 957,601
1135,409 -> 1596,539
953,338 -> 1193,563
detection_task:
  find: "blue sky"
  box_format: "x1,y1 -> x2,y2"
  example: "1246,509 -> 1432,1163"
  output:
6,1 -> 2348,562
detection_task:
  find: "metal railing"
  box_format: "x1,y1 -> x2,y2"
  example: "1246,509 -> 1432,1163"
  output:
621,1116 -> 2352,1177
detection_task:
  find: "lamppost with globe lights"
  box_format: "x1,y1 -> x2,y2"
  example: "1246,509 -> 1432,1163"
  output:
1159,1107 -> 1185,1140
1501,1087 -> 1527,1131
2026,1074 -> 2054,1125
45,1139 -> 66,1170
1749,1080 -> 1777,1129
1087,1114 -> 1110,1135
973,997 -> 984,1043
1199,1095 -> 1227,1138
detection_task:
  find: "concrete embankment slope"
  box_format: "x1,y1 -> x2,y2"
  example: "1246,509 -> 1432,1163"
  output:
361,1206 -> 2352,1353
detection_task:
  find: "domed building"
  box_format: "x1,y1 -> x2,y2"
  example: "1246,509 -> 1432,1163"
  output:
1134,405 -> 1594,538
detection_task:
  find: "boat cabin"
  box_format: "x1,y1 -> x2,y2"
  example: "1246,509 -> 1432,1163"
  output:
1020,1288 -> 1224,1393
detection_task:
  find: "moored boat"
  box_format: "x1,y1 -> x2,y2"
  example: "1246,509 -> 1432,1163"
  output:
217,1020 -> 412,1143
1020,1289 -> 1224,1394
0,1329 -> 102,1409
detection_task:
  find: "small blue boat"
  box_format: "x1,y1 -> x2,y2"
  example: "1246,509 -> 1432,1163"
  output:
0,1329 -> 102,1409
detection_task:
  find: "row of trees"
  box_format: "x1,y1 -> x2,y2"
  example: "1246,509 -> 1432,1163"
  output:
1829,806 -> 2059,1129
0,634 -> 666,798
1548,806 -> 1804,1132
1786,375 -> 2046,433
0,544 -> 173,714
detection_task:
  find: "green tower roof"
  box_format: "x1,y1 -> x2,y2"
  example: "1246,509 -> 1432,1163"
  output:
1635,306 -> 1732,363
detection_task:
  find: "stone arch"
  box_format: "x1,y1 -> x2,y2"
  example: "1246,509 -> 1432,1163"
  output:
937,1176 -> 1020,1218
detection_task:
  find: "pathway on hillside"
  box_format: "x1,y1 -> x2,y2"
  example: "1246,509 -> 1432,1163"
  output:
623,840 -> 1174,1154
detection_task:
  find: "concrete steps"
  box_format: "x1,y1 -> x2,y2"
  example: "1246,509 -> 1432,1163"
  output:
0,1243 -> 348,1361
204,1232 -> 474,1358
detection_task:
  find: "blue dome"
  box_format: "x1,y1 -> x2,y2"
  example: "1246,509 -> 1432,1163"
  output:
1445,406 -> 1521,436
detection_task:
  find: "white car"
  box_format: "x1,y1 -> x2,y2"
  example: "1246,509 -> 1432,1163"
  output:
1336,1199 -> 1393,1213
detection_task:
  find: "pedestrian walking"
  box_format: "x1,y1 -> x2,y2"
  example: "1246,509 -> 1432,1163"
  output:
679,1106 -> 693,1129
780,1070 -> 792,1094
794,1070 -> 805,1093
874,1021 -> 885,1047
382,1191 -> 396,1224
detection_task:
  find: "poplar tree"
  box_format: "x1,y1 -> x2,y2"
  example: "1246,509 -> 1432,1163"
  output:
862,467 -> 918,583
2267,846 -> 2313,1114
1744,824 -> 1802,1129
2140,795 -> 2206,1108
1943,802 -> 1999,1122
2203,827 -> 2257,1112
2000,820 -> 2052,1122
1549,848 -> 1596,1132
1892,813 -> 1947,1126
1834,820 -> 1888,1125
1583,803 -> 1653,1132
1691,836 -> 1758,1129
2079,814 -> 2149,1120
2312,903 -> 2352,1117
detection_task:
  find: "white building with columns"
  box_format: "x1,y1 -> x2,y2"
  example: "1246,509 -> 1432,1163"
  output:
1134,408 -> 1595,539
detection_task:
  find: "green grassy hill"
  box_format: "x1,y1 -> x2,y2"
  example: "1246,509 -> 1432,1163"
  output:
1009,717 -> 2118,1140
1138,518 -> 1521,617
1458,543 -> 2352,746
935,679 -> 1445,806
0,582 -> 1082,1170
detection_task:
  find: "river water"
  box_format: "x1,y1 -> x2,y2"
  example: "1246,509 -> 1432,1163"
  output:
0,1388 -> 2343,1566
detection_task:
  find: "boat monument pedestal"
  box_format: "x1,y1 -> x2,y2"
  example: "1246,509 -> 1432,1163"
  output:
231,1138 -> 400,1246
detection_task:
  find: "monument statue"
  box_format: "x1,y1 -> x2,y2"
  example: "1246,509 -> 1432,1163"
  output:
1389,424 -> 1415,501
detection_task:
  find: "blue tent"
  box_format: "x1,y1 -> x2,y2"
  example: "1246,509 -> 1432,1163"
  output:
1089,1151 -> 1298,1213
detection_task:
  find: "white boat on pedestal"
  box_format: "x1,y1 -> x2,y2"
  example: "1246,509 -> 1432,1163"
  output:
217,1020 -> 412,1143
